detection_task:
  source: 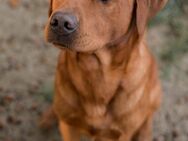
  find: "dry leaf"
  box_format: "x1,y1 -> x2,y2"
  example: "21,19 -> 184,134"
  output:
8,0 -> 20,8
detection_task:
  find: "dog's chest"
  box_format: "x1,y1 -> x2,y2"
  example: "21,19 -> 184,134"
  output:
58,52 -> 123,105
55,51 -> 132,138
55,90 -> 121,138
79,104 -> 121,139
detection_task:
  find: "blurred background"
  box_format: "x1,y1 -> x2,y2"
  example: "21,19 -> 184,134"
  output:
0,0 -> 187,141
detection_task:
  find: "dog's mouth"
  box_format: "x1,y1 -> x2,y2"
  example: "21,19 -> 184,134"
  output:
46,29 -> 77,49
52,42 -> 73,49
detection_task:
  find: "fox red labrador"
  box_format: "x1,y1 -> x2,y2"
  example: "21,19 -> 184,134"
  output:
42,0 -> 168,141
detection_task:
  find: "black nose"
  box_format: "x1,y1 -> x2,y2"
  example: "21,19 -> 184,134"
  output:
50,12 -> 78,35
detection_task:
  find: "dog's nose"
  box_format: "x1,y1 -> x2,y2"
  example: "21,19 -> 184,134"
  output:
50,12 -> 78,35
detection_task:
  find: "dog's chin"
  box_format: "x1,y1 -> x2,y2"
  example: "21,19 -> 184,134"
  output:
46,35 -> 105,53
50,41 -> 97,53
53,42 -> 72,50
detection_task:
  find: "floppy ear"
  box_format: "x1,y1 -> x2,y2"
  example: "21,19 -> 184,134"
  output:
48,0 -> 53,17
136,0 -> 168,35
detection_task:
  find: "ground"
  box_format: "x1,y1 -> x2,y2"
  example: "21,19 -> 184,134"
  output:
0,0 -> 188,141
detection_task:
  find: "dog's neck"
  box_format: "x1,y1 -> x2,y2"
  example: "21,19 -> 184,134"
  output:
64,28 -> 143,92
57,29 -> 151,120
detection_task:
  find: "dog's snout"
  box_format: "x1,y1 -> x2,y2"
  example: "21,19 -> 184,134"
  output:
50,12 -> 78,35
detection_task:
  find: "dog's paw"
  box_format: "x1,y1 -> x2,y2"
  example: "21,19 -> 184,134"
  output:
39,107 -> 57,131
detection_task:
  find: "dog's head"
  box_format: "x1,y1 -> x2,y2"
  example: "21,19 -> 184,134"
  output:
45,0 -> 167,52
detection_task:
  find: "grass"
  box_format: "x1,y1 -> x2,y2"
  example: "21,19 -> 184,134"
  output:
38,81 -> 54,102
150,0 -> 188,64
160,35 -> 188,64
149,0 -> 188,79
149,0 -> 188,26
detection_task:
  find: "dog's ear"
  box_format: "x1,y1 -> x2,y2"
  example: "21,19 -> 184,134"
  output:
48,0 -> 53,17
136,0 -> 168,35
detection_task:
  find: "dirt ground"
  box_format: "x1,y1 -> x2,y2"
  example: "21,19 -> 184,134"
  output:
0,0 -> 188,141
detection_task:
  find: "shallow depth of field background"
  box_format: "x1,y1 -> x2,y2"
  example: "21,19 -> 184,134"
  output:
0,0 -> 188,141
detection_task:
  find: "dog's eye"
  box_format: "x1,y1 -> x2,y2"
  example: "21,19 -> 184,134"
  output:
100,0 -> 109,4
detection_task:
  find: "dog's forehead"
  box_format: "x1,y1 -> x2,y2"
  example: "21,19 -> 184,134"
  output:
52,0 -> 131,8
52,0 -> 129,5
52,0 -> 84,7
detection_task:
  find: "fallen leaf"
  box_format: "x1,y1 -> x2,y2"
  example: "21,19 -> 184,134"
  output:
7,115 -> 22,125
0,119 -> 4,130
8,0 -> 20,8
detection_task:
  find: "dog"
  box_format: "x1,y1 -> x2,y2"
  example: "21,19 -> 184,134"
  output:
42,0 -> 168,140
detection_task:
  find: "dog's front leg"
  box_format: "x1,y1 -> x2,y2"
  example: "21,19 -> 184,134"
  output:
59,121 -> 81,141
95,137 -> 116,141
132,116 -> 153,141
39,106 -> 57,130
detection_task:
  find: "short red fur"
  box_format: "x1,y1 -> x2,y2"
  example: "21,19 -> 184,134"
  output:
41,0 -> 168,141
